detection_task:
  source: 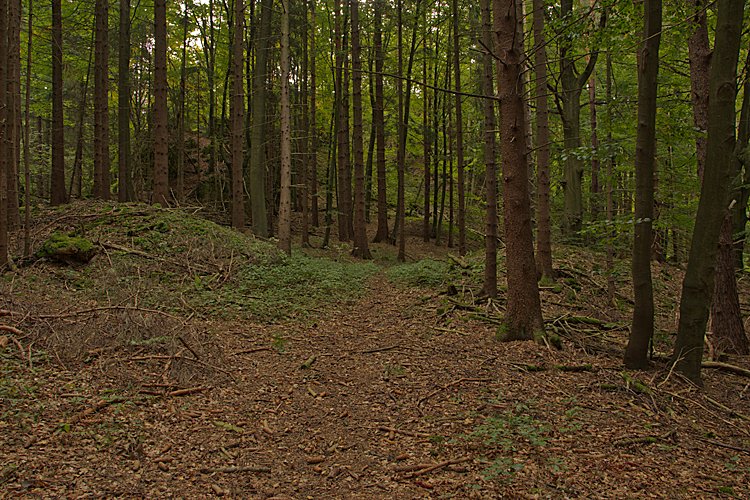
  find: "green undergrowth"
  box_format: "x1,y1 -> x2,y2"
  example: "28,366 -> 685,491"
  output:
14,202 -> 377,322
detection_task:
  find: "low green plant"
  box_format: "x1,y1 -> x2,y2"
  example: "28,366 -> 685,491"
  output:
386,259 -> 455,288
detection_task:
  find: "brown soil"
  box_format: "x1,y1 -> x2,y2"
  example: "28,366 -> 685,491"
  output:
1,210 -> 750,498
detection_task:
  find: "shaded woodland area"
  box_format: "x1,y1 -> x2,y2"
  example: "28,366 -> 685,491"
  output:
1,0 -> 750,496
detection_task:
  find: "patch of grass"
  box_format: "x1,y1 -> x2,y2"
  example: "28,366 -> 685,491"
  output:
386,259 -> 455,288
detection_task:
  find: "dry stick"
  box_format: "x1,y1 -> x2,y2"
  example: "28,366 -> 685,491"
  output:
377,426 -> 431,438
60,397 -> 127,430
362,344 -> 401,354
418,378 -> 492,406
405,457 -> 471,478
177,335 -> 200,359
100,241 -> 213,274
167,386 -> 208,397
704,396 -> 750,423
702,361 -> 750,378
199,465 -> 271,474
130,354 -> 235,379
231,346 -> 272,355
0,325 -> 23,335
698,437 -> 750,455
38,305 -> 180,321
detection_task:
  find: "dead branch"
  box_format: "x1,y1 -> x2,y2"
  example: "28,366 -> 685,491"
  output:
613,429 -> 676,447
377,426 -> 431,438
698,437 -> 750,455
59,397 -> 127,430
702,361 -> 750,378
167,386 -> 208,397
199,465 -> 271,474
362,345 -> 401,354
38,305 -> 180,321
231,347 -> 272,355
418,378 -> 492,406
100,241 -> 212,274
0,325 -> 23,335
404,457 -> 471,478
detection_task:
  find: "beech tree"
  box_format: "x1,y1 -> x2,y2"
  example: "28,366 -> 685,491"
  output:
624,0 -> 662,369
277,0 -> 292,255
93,0 -> 110,200
674,0 -> 746,383
0,0 -> 7,265
50,0 -> 66,206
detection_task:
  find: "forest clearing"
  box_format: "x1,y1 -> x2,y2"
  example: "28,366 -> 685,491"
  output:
1,203 -> 749,498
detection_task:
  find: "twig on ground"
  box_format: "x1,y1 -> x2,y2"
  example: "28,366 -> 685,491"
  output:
0,325 -> 23,335
167,386 -> 209,397
377,426 -> 431,438
199,465 -> 271,474
232,347 -> 272,355
404,457 -> 471,478
698,437 -> 750,455
59,397 -> 127,430
38,305 -> 180,321
702,361 -> 750,378
613,429 -> 676,447
362,345 -> 401,354
418,378 -> 492,406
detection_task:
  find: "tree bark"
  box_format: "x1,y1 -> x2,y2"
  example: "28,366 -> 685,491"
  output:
50,0 -> 66,206
7,0 -> 21,228
493,0 -> 544,340
674,0 -> 746,384
309,1 -> 319,227
152,0 -> 169,206
372,0 -> 389,243
480,0 -> 498,298
452,0 -> 466,256
0,0 -> 7,264
625,0 -> 661,370
94,0 -> 110,200
532,0 -> 553,279
350,0 -> 371,259
231,0 -> 245,229
176,5 -> 188,203
118,0 -> 132,201
249,0 -> 273,236
278,0 -> 292,255
23,0 -> 32,257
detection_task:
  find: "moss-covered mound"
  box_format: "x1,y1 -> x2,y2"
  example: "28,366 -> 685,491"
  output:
8,201 -> 377,322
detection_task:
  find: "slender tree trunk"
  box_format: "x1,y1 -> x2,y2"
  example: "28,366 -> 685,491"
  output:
372,0 -> 389,242
365,48 -> 375,224
301,4 -> 310,245
452,0 -> 466,256
94,0 -> 110,200
688,0 -> 710,180
558,0 -> 600,239
278,0 -> 292,255
532,0 -> 553,279
323,108 -> 336,247
605,52 -> 616,303
7,0 -> 21,228
422,7 -> 431,243
118,0 -> 132,201
50,0 -> 66,206
732,50 -> 750,267
23,0 -> 32,257
249,0 -> 272,236
231,0 -> 245,228
480,0 -> 498,298
674,0 -> 746,384
71,43 -> 93,200
350,0 -> 371,258
308,2 -> 319,228
625,0 -> 661,370
589,73 -> 600,221
176,6 -> 188,203
493,0 -> 544,340
395,0 -> 405,261
0,0 -> 7,265
152,0 -> 169,205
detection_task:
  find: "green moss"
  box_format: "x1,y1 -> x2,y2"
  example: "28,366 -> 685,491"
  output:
37,233 -> 96,264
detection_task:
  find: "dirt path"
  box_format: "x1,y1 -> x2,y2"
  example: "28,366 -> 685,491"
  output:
2,272 -> 750,498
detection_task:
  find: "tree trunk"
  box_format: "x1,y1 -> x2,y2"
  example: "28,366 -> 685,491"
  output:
532,0 -> 553,279
589,73 -> 600,221
152,0 -> 169,205
0,0 -> 7,264
278,0 -> 292,255
558,0 -> 600,239
94,0 -> 110,200
452,0 -> 466,256
118,0 -> 132,201
309,1 -> 319,227
177,5 -> 188,203
249,0 -> 273,236
7,0 -> 21,229
395,0 -> 405,260
732,50 -> 750,267
372,0 -> 389,242
350,0 -> 371,259
480,0 -> 498,298
50,0 -> 66,206
71,43 -> 93,200
605,52 -> 616,303
674,0 -> 746,384
493,0 -> 544,340
688,0 -> 710,180
625,0 -> 661,370
23,0 -> 32,257
301,3 -> 310,245
231,0 -> 245,229
422,8 -> 431,243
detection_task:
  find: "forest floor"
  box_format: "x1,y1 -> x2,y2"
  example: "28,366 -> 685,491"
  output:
1,202 -> 750,499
